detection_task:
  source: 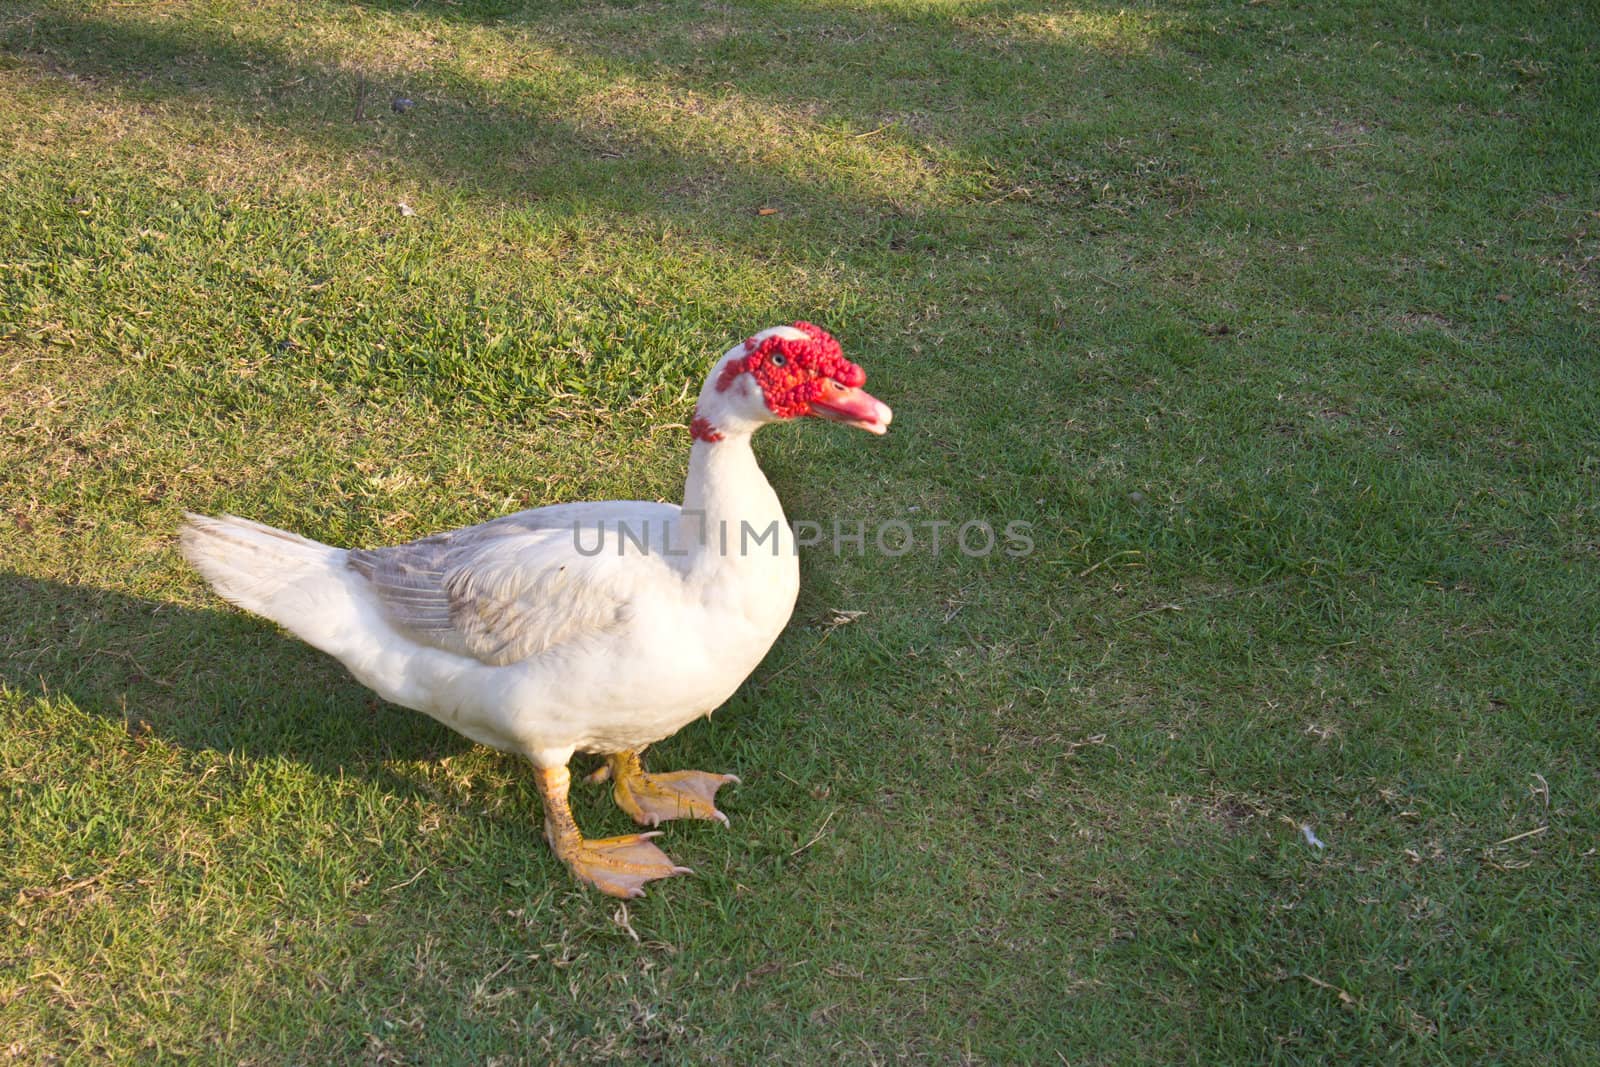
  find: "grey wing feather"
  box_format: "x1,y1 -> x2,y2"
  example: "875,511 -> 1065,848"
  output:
348,531 -> 458,642
347,503 -> 674,667
440,560 -> 630,665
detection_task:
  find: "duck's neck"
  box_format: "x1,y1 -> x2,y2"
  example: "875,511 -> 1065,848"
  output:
680,432 -> 788,566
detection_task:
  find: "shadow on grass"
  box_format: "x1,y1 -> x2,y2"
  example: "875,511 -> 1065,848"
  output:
0,0 -> 1176,252
1,8 -> 957,241
0,574 -> 472,781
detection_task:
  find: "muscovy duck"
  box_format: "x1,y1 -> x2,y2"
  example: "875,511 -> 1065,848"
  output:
181,323 -> 891,897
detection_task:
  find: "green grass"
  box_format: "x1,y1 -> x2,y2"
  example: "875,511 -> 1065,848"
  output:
2,0 -> 1597,1061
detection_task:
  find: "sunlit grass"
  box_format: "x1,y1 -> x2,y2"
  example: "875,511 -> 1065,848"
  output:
962,8 -> 1164,52
3,2 -> 990,214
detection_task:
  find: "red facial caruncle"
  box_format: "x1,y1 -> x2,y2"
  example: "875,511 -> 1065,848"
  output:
689,416 -> 724,443
716,321 -> 867,419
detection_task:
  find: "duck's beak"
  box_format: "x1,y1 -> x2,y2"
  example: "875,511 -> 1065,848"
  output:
808,380 -> 893,435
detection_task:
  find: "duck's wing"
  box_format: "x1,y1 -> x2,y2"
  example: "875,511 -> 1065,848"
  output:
347,502 -> 682,667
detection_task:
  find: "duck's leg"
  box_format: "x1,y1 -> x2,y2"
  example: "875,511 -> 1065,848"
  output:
587,749 -> 740,828
534,764 -> 690,899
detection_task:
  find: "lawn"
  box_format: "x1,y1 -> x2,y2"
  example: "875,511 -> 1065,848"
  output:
2,0 -> 1597,1061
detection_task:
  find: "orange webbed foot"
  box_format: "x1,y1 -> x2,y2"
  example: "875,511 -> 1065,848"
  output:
593,751 -> 740,827
556,831 -> 692,899
536,763 -> 693,898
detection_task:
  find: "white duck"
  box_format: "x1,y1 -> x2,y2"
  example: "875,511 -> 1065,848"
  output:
181,323 -> 892,897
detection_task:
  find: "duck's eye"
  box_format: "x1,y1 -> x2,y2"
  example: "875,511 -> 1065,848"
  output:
769,352 -> 786,367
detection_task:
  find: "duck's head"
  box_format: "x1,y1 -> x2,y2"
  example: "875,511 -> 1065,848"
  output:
691,323 -> 893,442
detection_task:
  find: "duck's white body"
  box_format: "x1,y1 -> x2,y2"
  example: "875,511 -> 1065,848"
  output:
184,441 -> 797,768
181,323 -> 890,897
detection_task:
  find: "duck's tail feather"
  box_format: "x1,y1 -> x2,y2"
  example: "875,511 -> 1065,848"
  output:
179,512 -> 357,652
